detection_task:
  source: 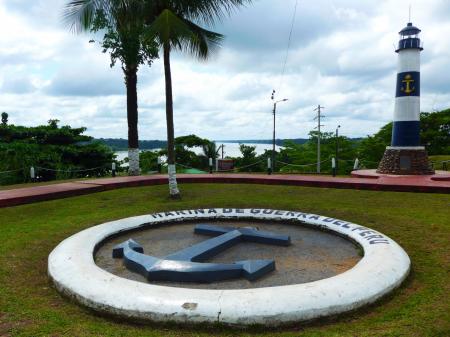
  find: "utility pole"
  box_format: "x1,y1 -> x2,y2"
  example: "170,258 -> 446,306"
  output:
314,105 -> 325,174
270,90 -> 288,174
335,125 -> 341,175
216,144 -> 225,159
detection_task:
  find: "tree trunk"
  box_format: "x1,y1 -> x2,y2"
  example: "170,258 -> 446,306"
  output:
163,44 -> 180,198
124,64 -> 140,176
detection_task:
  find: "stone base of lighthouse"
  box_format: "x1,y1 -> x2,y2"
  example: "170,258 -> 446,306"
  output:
377,147 -> 434,175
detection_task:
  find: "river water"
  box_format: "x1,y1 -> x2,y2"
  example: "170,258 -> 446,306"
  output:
115,143 -> 283,162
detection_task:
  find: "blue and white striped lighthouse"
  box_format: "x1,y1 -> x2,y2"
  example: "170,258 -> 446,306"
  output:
392,22 -> 423,147
377,21 -> 434,175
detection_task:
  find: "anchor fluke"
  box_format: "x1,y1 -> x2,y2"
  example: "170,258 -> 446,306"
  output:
112,239 -> 143,258
237,259 -> 275,281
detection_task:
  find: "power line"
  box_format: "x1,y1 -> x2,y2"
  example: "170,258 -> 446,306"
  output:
277,0 -> 299,93
314,105 -> 325,173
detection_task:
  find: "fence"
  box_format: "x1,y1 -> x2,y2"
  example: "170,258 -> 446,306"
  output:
1,157 -> 448,187
0,165 -> 114,186
173,160 -> 266,173
431,160 -> 449,171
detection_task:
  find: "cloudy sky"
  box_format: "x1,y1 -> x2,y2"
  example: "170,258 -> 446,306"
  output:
0,0 -> 449,141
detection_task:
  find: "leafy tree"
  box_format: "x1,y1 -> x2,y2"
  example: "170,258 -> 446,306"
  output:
358,109 -> 450,166
139,150 -> 161,173
279,131 -> 358,174
63,0 -> 158,175
234,144 -> 262,172
279,132 -> 329,173
48,119 -> 60,129
142,0 -> 252,198
158,134 -> 212,170
175,134 -> 209,148
0,119 -> 115,185
175,134 -> 210,169
257,149 -> 276,172
0,119 -> 91,145
202,141 -> 218,161
357,123 -> 392,167
97,138 -> 167,151
1,112 -> 8,126
420,110 -> 450,155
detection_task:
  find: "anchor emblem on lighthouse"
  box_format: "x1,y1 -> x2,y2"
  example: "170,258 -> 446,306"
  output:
401,74 -> 415,94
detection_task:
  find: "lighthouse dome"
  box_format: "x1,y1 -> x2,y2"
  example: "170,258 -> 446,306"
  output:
396,22 -> 423,52
399,22 -> 421,36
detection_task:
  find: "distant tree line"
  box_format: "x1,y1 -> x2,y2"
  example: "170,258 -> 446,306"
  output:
138,109 -> 448,175
95,137 -> 311,151
0,109 -> 447,185
95,138 -> 167,151
220,139 -> 310,146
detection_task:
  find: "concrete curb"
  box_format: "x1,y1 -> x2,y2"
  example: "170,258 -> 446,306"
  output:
48,208 -> 411,326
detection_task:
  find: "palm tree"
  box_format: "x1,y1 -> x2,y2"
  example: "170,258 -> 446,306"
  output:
63,0 -> 158,175
202,141 -> 217,160
143,0 -> 252,198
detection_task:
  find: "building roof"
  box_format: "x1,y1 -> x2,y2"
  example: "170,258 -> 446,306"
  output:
399,22 -> 421,36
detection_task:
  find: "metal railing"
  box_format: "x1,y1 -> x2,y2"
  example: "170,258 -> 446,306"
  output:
2,156 -> 448,187
0,168 -> 25,175
35,166 -> 108,173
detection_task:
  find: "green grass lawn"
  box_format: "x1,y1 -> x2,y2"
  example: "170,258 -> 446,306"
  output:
0,184 -> 449,337
429,155 -> 450,162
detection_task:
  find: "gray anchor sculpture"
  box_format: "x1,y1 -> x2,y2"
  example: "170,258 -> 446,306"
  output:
113,224 -> 291,283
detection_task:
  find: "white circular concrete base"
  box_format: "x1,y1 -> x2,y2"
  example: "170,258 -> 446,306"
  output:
48,209 -> 410,326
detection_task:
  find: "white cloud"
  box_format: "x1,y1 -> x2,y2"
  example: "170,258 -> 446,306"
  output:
0,0 -> 449,141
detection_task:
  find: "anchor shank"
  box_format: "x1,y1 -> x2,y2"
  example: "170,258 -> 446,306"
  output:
165,230 -> 243,262
195,224 -> 291,246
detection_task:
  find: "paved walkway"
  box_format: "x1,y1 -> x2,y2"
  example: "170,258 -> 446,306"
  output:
0,172 -> 449,208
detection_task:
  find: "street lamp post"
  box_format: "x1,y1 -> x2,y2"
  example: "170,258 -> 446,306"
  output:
335,125 -> 341,175
271,91 -> 288,174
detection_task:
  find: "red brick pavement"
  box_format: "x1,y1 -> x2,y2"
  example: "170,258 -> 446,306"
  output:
0,172 -> 448,208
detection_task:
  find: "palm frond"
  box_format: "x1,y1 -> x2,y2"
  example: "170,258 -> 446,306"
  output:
170,0 -> 253,26
182,20 -> 223,59
144,9 -> 223,60
62,0 -> 146,33
62,0 -> 108,33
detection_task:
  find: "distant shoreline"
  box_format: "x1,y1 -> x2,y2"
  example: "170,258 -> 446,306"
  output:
114,143 -> 285,160
95,138 -> 312,151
